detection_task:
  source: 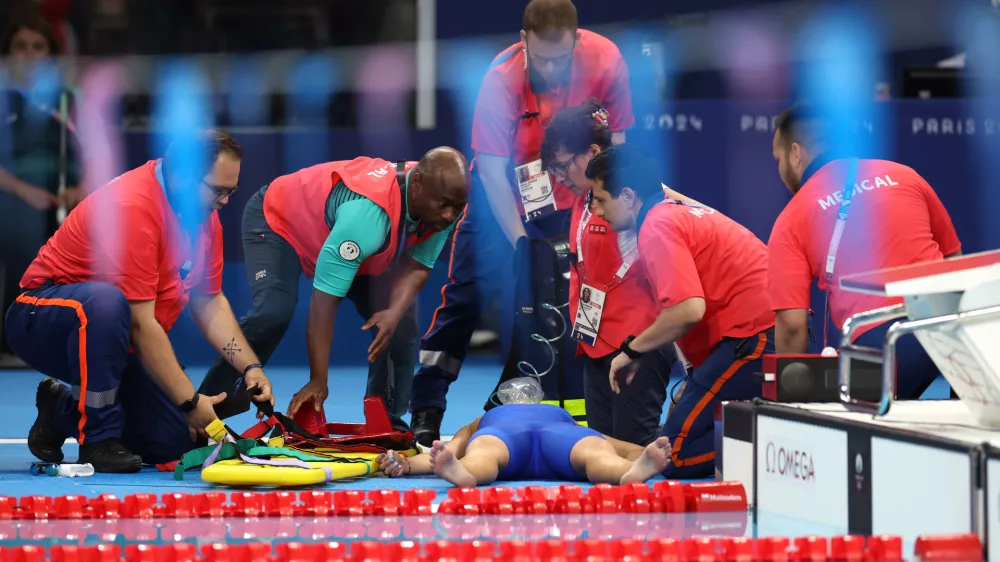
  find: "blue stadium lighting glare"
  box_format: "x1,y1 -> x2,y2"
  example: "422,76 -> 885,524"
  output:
152,58 -> 214,237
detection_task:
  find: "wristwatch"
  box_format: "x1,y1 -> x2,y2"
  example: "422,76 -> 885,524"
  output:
620,335 -> 643,360
178,392 -> 200,413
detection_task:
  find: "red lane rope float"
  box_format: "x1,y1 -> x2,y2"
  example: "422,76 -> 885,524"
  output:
0,481 -> 749,520
0,533 -> 978,562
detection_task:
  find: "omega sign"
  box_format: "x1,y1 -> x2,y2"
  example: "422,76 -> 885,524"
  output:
765,442 -> 816,482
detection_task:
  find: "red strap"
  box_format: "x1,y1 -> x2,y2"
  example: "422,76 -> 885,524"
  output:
241,416 -> 282,440
155,460 -> 180,472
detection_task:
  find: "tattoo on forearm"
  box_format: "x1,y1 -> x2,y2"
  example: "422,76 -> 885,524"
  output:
224,338 -> 242,364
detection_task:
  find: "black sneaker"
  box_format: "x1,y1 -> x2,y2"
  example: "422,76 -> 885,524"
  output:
410,407 -> 444,448
28,378 -> 67,463
78,439 -> 142,473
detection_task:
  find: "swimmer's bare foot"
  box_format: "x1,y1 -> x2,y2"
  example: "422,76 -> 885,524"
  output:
620,437 -> 672,485
429,440 -> 476,488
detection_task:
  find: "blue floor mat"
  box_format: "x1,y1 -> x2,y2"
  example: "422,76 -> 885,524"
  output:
0,361 -> 950,498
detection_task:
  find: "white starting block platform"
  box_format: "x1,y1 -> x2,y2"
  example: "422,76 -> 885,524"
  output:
720,400 -> 996,548
720,249 -> 1000,558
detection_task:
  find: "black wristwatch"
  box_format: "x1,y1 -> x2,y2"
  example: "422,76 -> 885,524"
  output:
620,335 -> 643,360
178,392 -> 200,413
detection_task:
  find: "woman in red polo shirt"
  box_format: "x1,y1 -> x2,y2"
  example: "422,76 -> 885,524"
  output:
541,101 -> 704,446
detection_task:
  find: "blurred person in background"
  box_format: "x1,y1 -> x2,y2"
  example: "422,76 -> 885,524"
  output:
0,13 -> 83,368
767,103 -> 961,399
3,130 -> 275,473
411,0 -> 635,446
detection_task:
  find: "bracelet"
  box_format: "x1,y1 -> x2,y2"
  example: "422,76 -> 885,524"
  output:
178,392 -> 200,413
243,363 -> 263,377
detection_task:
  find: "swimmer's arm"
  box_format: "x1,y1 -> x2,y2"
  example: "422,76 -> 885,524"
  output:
386,418 -> 483,476
445,417 -> 482,459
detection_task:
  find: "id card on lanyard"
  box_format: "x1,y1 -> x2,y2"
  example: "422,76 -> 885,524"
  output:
822,158 -> 861,347
570,194 -> 639,346
511,72 -> 563,222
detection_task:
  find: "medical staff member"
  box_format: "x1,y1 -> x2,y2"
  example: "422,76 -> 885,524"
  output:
540,100 -> 687,446
585,144 -> 776,479
4,130 -> 275,473
197,149 -> 470,429
767,103 -> 961,399
411,0 -> 634,446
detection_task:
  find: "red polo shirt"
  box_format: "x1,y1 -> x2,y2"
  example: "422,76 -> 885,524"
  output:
471,29 -> 634,214
767,158 -> 961,339
639,201 -> 775,367
21,159 -> 224,333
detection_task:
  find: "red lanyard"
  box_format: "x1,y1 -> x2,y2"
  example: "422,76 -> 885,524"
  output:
575,197 -> 638,292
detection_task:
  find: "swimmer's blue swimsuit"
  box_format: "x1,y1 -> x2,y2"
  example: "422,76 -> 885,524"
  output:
467,403 -> 605,481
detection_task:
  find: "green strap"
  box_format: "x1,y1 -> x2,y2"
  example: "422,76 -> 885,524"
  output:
173,440 -> 370,480
244,446 -> 344,463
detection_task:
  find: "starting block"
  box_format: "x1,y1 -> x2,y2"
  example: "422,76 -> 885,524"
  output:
719,250 -> 1000,559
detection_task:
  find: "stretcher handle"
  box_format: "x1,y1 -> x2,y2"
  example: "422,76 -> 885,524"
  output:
243,384 -> 323,441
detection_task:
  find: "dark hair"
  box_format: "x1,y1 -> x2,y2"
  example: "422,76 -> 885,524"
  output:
541,99 -> 612,170
523,0 -> 578,40
163,129 -> 243,180
775,103 -> 831,149
1,13 -> 61,56
209,129 -> 244,161
585,143 -> 663,201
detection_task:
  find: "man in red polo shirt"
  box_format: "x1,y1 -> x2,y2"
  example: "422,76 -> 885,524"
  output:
4,130 -> 275,473
411,0 -> 635,446
767,103 -> 962,399
585,143 -> 776,478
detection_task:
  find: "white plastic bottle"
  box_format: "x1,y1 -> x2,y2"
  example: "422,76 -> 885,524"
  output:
56,464 -> 95,477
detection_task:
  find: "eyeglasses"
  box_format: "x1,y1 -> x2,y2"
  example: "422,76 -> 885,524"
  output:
203,179 -> 237,202
547,154 -> 580,178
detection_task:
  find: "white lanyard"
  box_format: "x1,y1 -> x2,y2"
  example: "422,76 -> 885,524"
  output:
823,158 -> 860,283
821,158 -> 860,346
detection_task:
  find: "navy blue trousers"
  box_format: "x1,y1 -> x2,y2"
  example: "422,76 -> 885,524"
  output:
411,173 -> 571,412
660,329 -> 774,479
198,185 -> 417,430
4,282 -> 201,464
854,319 -> 945,399
583,346 -> 675,446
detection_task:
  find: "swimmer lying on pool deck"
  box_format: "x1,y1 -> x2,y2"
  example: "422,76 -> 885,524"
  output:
376,403 -> 671,487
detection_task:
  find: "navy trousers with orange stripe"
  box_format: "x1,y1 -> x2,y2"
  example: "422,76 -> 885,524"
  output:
660,328 -> 774,479
4,282 -> 199,464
